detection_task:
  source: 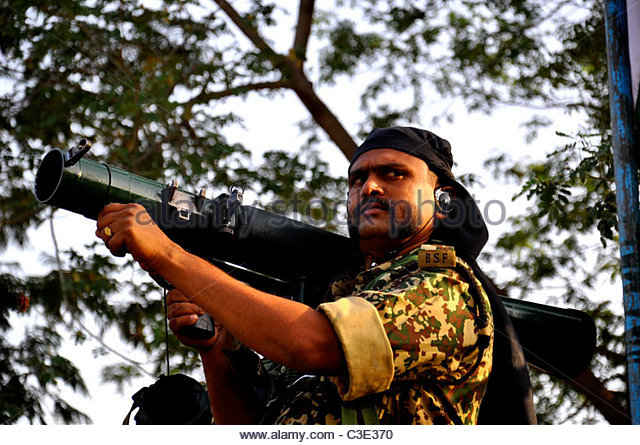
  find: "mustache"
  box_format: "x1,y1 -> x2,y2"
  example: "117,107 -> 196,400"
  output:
355,197 -> 391,214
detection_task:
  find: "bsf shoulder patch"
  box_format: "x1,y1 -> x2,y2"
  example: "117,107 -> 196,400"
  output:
418,244 -> 457,268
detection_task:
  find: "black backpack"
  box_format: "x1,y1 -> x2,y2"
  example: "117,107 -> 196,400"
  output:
123,373 -> 213,425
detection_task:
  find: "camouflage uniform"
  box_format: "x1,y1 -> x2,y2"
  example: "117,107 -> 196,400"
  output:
266,243 -> 494,425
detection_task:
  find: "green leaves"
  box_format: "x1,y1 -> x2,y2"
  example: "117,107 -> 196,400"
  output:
0,323 -> 90,424
487,132 -> 627,422
318,20 -> 384,83
101,363 -> 143,394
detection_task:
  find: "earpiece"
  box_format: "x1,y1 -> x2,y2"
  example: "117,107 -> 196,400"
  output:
435,188 -> 453,214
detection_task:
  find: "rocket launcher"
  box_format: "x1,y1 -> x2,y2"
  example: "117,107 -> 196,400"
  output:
34,140 -> 596,379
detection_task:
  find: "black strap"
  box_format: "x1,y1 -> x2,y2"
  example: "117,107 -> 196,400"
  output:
122,404 -> 135,425
163,288 -> 170,376
464,257 -> 536,424
430,385 -> 464,425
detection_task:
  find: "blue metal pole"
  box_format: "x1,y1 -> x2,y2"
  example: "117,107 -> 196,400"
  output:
603,0 -> 640,424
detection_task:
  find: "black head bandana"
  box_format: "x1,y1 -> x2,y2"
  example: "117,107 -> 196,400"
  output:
350,127 -> 455,181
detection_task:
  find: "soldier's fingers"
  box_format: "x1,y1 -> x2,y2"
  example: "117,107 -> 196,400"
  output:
96,203 -> 130,221
95,224 -> 119,245
95,228 -> 107,243
169,314 -> 200,332
96,203 -> 147,233
96,211 -> 122,237
105,231 -> 128,257
167,302 -> 205,318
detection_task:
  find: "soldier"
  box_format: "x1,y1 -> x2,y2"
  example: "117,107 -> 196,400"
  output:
96,127 -> 535,424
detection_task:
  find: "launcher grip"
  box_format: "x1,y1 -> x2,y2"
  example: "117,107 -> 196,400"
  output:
181,314 -> 215,340
150,274 -> 216,340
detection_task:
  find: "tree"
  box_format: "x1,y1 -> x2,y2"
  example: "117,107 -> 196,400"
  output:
0,0 -> 628,423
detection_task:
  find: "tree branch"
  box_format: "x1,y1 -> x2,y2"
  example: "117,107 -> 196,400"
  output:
74,317 -> 155,378
292,0 -> 315,64
0,208 -> 37,230
502,99 -> 585,110
186,80 -> 288,107
212,0 -> 283,64
568,369 -> 630,424
49,208 -> 66,301
288,68 -> 358,158
213,0 -> 357,159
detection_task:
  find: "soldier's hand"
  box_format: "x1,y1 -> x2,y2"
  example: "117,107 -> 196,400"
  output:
95,203 -> 176,274
166,289 -> 234,354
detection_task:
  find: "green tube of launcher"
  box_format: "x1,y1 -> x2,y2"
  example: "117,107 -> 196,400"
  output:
34,149 -> 165,219
34,147 -> 363,284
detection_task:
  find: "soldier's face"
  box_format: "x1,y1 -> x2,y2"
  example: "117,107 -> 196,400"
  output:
347,149 -> 437,251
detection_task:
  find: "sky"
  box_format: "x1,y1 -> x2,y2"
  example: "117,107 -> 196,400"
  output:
2,0 -> 626,426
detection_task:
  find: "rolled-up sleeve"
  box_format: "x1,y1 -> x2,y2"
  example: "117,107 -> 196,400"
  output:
318,297 -> 394,401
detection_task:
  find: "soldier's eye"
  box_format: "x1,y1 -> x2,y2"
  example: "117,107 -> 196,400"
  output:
349,174 -> 364,187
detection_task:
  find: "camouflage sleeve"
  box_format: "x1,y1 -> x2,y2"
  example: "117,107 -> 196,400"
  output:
318,297 -> 394,401
358,268 -> 491,383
